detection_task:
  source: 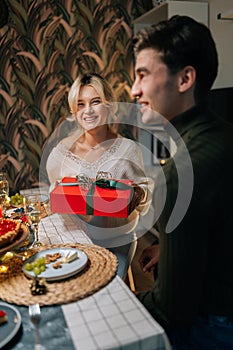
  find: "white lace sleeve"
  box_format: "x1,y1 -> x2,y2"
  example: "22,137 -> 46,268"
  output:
107,137 -> 154,216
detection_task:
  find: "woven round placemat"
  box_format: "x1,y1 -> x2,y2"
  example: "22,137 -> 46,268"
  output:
0,243 -> 118,306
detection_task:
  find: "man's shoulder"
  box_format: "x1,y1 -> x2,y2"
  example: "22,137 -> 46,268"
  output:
185,110 -> 233,142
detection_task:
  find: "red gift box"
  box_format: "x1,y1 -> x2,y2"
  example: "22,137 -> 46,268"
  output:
50,177 -> 134,218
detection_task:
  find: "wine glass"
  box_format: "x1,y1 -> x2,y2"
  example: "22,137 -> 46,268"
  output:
0,172 -> 9,217
24,194 -> 43,247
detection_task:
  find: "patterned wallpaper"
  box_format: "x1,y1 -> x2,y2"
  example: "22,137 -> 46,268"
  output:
0,0 -> 152,193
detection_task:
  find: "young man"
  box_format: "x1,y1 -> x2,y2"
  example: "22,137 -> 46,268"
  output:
131,15 -> 233,349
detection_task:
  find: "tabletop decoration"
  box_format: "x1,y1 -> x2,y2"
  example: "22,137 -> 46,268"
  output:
50,172 -> 134,218
0,242 -> 118,306
29,277 -> 47,295
7,207 -> 26,220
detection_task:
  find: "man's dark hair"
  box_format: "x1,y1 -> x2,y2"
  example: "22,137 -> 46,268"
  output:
133,15 -> 218,103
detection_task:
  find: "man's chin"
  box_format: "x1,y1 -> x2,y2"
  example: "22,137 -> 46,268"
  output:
141,108 -> 161,125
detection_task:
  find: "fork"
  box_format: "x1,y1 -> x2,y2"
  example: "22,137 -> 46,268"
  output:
29,304 -> 43,350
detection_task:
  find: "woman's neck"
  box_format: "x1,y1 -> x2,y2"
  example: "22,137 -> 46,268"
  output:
83,127 -> 116,149
69,126 -> 117,159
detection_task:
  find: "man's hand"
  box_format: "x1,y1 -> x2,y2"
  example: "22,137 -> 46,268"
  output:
139,245 -> 159,273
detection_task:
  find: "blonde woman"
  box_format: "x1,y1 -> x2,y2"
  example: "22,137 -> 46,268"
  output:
46,73 -> 152,279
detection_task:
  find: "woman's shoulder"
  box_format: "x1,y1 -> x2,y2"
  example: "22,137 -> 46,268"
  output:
56,134 -> 79,149
46,137 -> 72,160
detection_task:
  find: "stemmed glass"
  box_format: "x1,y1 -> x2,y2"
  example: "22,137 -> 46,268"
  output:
24,194 -> 43,247
0,172 -> 9,217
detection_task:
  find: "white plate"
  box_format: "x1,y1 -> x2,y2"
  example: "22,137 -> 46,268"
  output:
22,248 -> 88,281
0,302 -> 22,348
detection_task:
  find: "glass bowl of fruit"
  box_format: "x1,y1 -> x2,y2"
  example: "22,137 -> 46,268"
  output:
10,193 -> 24,208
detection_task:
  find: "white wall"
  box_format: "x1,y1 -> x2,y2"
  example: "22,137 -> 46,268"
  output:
177,0 -> 233,88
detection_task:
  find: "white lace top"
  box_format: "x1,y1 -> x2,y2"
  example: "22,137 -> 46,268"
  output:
46,135 -> 152,247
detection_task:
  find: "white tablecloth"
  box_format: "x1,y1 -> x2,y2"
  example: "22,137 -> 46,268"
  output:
38,213 -> 171,350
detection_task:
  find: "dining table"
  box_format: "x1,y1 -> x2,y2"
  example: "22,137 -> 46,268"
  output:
0,188 -> 172,350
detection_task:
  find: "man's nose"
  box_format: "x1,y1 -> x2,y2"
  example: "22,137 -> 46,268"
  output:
131,81 -> 141,99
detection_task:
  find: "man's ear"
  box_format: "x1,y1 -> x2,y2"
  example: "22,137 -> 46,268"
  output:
178,66 -> 196,93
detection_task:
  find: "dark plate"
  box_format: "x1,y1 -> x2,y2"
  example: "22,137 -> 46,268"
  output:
0,302 -> 22,348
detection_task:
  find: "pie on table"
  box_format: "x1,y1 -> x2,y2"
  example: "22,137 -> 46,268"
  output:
0,218 -> 28,248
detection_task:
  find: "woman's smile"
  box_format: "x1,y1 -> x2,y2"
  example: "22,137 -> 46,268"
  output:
83,114 -> 99,123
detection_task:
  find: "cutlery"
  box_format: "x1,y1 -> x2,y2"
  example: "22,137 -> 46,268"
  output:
0,251 -> 28,262
29,304 -> 43,350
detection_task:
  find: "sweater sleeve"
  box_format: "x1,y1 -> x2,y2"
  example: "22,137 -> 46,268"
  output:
110,138 -> 154,216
